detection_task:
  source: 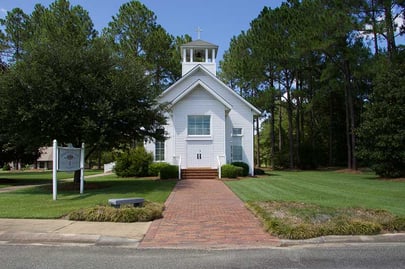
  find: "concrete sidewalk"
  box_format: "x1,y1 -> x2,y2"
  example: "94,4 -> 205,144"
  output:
1,218 -> 405,249
0,218 -> 150,247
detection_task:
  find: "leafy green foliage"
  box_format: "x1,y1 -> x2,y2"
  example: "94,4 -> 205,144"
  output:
220,0 -> 393,171
357,57 -> 405,178
0,0 -> 167,166
231,162 -> 250,176
160,165 -> 178,180
114,147 -> 153,177
221,164 -> 243,178
148,162 -> 171,177
103,0 -> 188,93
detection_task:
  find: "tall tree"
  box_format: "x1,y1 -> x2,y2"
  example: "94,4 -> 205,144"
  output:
0,0 -> 166,175
357,55 -> 405,178
0,8 -> 30,62
104,0 -> 184,93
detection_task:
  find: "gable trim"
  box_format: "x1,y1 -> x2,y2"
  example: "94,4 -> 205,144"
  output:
160,65 -> 261,115
171,79 -> 232,110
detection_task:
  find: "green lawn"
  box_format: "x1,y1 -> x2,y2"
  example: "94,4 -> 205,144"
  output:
0,170 -> 103,188
0,174 -> 176,219
225,170 -> 405,216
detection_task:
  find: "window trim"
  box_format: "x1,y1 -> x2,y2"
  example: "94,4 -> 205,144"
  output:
231,135 -> 243,162
155,140 -> 165,162
187,115 -> 211,136
232,128 -> 243,136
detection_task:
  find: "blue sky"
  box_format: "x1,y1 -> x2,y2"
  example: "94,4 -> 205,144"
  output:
0,0 -> 284,61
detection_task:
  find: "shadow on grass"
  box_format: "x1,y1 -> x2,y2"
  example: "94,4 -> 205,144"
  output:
0,178 -> 50,186
8,178 -> 177,199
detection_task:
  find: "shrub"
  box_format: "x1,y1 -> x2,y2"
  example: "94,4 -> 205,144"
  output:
160,165 -> 179,179
2,163 -> 11,171
221,164 -> 243,178
67,201 -> 164,222
231,162 -> 249,176
254,168 -> 266,175
148,162 -> 171,177
114,146 -> 153,177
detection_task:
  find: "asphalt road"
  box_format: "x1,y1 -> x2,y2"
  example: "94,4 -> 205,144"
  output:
1,243 -> 404,269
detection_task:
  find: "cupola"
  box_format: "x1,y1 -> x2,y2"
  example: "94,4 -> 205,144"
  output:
180,39 -> 218,76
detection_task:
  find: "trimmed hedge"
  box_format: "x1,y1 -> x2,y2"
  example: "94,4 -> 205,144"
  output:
160,165 -> 179,179
148,162 -> 171,177
231,162 -> 249,176
221,164 -> 243,178
67,201 -> 164,222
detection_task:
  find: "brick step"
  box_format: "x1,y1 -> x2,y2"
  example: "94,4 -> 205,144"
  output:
181,169 -> 218,180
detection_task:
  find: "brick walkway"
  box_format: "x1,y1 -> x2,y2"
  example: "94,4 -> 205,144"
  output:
140,179 -> 280,249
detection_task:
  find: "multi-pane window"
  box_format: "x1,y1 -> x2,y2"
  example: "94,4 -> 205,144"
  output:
188,115 -> 210,135
232,128 -> 242,136
155,141 -> 165,161
231,128 -> 243,161
231,136 -> 243,161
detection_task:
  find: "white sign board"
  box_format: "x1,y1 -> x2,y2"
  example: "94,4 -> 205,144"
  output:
52,140 -> 85,200
58,147 -> 81,172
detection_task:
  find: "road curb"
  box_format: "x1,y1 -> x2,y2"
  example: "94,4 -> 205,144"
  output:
280,233 -> 405,247
0,231 -> 140,248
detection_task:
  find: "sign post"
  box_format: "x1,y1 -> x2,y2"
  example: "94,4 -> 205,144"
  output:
52,140 -> 58,201
80,142 -> 85,194
52,140 -> 85,200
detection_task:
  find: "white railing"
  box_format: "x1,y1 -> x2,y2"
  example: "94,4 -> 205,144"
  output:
217,155 -> 225,179
178,156 -> 182,180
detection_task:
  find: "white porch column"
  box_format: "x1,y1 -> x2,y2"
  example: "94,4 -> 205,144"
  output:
183,48 -> 186,62
190,48 -> 193,62
205,48 -> 209,62
212,48 -> 216,62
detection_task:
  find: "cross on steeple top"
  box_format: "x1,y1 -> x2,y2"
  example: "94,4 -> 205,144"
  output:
196,26 -> 203,39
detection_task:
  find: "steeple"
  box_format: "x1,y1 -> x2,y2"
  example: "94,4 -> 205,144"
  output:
180,39 -> 218,76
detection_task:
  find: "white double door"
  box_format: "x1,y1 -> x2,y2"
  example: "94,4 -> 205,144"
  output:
186,140 -> 213,168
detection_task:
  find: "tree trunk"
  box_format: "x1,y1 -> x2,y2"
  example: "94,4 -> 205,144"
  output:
286,87 -> 294,169
371,0 -> 380,55
270,99 -> 276,170
343,60 -> 356,170
295,94 -> 301,167
278,85 -> 283,153
383,0 -> 396,59
329,92 -> 334,166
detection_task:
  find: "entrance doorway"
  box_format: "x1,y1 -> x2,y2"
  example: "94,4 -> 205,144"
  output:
186,141 -> 213,168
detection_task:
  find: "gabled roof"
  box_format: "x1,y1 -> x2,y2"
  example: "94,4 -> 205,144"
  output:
181,39 -> 218,49
171,79 -> 232,110
37,147 -> 53,162
160,65 -> 261,115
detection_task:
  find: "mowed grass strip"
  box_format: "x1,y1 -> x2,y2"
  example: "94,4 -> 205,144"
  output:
225,171 -> 405,216
0,174 -> 176,219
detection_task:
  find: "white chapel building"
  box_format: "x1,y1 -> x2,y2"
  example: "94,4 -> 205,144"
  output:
145,39 -> 261,177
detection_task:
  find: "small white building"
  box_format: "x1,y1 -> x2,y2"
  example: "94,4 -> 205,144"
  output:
36,146 -> 53,170
145,39 -> 260,177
